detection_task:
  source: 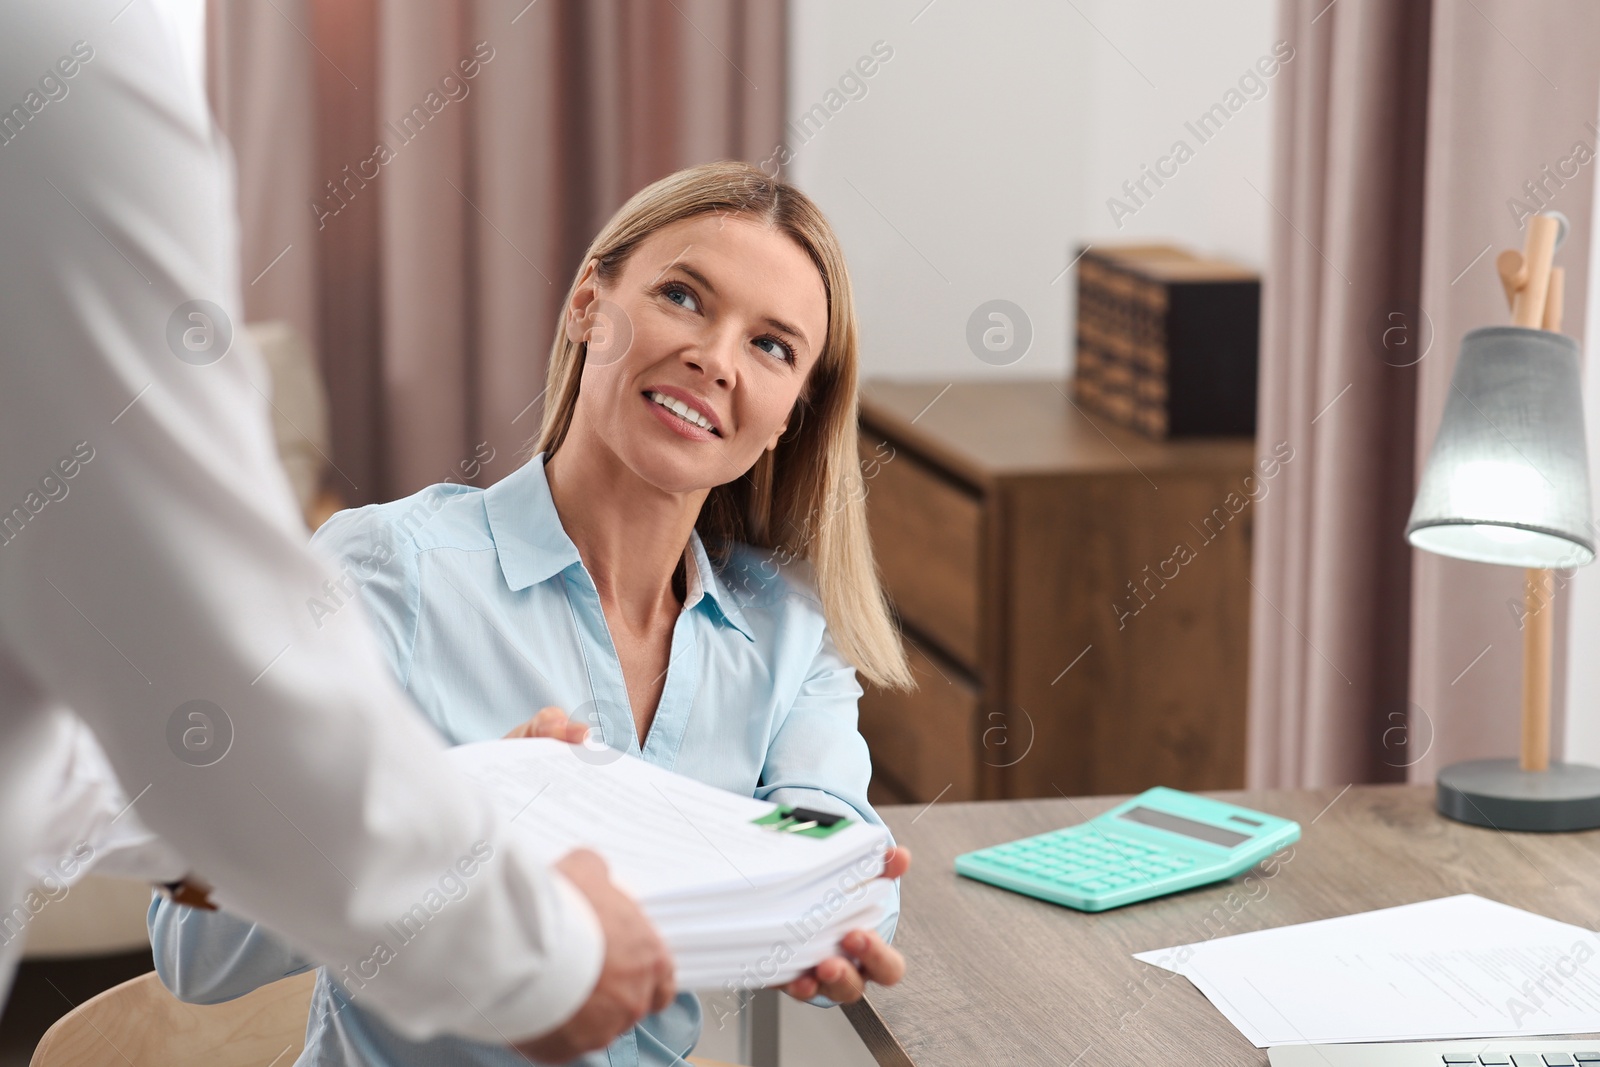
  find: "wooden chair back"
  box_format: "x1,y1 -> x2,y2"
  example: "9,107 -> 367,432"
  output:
29,967 -> 749,1067
30,970 -> 313,1067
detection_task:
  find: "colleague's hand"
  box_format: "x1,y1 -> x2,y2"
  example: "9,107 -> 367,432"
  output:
780,845 -> 911,1004
514,849 -> 676,1064
503,706 -> 590,744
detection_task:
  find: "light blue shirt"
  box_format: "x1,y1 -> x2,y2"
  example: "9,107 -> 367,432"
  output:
147,453 -> 899,1067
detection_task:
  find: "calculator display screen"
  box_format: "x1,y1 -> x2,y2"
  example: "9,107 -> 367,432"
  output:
1117,806 -> 1250,847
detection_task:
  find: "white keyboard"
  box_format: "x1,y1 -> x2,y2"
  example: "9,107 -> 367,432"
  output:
1269,1039 -> 1600,1066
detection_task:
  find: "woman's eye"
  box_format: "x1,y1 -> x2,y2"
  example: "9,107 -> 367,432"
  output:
754,336 -> 796,364
660,282 -> 699,313
659,280 -> 794,364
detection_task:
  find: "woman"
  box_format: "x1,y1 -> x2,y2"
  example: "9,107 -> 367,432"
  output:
149,160 -> 916,1066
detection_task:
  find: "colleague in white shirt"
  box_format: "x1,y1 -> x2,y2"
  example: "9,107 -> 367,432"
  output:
0,3 -> 671,1060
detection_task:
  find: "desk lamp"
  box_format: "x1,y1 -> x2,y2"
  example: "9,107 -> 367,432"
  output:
1406,211 -> 1600,831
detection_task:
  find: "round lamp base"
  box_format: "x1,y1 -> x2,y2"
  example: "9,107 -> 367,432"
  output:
1436,759 -> 1600,832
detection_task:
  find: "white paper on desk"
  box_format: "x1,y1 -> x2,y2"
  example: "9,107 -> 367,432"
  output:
1132,895 -> 1600,1048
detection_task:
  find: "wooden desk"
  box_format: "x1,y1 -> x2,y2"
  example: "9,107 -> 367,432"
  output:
843,785 -> 1600,1065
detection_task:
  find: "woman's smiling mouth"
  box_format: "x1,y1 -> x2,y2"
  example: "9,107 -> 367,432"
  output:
642,390 -> 721,439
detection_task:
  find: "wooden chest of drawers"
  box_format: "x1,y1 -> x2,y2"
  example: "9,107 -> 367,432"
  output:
855,380 -> 1258,804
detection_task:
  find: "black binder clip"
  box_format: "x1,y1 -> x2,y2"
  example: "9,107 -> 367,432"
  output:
752,805 -> 851,838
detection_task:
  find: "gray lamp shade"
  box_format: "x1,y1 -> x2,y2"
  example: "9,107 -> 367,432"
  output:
1406,325 -> 1596,568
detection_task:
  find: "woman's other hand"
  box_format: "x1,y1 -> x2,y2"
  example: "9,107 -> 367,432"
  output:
780,845 -> 911,1004
780,928 -> 905,1004
502,705 -> 590,743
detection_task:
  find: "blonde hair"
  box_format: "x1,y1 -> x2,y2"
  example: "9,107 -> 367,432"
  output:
533,161 -> 914,691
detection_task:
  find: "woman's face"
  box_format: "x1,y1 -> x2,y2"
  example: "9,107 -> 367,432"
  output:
563,213 -> 829,494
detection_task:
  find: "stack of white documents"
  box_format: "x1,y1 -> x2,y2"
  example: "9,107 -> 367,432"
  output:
447,738 -> 895,989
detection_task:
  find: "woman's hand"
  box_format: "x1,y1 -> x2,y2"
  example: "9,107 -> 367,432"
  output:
502,705 -> 591,744
780,845 -> 911,1004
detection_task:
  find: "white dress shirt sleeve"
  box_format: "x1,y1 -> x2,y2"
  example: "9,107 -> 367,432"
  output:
24,711 -> 189,887
0,2 -> 601,1044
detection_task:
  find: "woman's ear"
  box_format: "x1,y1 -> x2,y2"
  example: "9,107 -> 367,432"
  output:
564,259 -> 601,344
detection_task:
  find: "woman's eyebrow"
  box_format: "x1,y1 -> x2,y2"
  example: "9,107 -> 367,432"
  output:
669,262 -> 811,354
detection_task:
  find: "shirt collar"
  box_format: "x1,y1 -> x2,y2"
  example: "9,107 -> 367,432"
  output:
482,454 -> 582,590
681,522 -> 755,641
483,454 -> 755,641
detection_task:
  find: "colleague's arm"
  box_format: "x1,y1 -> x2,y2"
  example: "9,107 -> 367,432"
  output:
0,5 -> 664,1049
26,713 -> 188,888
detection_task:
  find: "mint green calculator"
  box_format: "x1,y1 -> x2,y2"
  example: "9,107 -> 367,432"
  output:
954,787 -> 1300,912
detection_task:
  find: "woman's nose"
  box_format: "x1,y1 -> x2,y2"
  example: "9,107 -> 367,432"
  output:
685,331 -> 740,385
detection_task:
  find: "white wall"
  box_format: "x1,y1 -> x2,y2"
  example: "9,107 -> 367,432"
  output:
1561,84 -> 1600,765
785,0 -> 1279,381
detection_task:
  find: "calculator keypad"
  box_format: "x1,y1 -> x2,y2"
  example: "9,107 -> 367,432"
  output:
969,830 -> 1199,893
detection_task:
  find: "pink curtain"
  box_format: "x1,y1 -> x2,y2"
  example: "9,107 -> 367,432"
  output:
205,2 -> 319,356
208,0 -> 787,503
1250,0 -> 1600,787
1247,0 -> 1431,787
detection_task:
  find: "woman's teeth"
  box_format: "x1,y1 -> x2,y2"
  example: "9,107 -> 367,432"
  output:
647,391 -> 716,433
